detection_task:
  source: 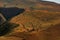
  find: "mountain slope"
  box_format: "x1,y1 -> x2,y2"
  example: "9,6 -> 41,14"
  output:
0,0 -> 60,40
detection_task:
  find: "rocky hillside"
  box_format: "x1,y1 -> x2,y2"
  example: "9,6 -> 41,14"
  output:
0,0 -> 60,40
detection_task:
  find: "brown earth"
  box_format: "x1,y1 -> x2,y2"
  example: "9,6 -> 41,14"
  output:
0,9 -> 59,40
0,1 -> 60,40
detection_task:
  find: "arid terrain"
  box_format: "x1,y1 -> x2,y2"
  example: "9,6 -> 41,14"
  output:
0,0 -> 60,40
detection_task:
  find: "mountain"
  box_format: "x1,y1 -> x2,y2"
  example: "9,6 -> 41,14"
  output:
8,0 -> 60,40
0,0 -> 60,40
0,0 -> 59,12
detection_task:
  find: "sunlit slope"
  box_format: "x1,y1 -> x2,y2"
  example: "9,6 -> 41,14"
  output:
8,10 -> 60,40
10,10 -> 60,32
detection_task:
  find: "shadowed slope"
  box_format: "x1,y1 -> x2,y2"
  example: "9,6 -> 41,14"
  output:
0,7 -> 25,20
0,22 -> 19,36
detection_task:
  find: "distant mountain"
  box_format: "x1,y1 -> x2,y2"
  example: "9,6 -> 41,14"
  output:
0,0 -> 60,12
